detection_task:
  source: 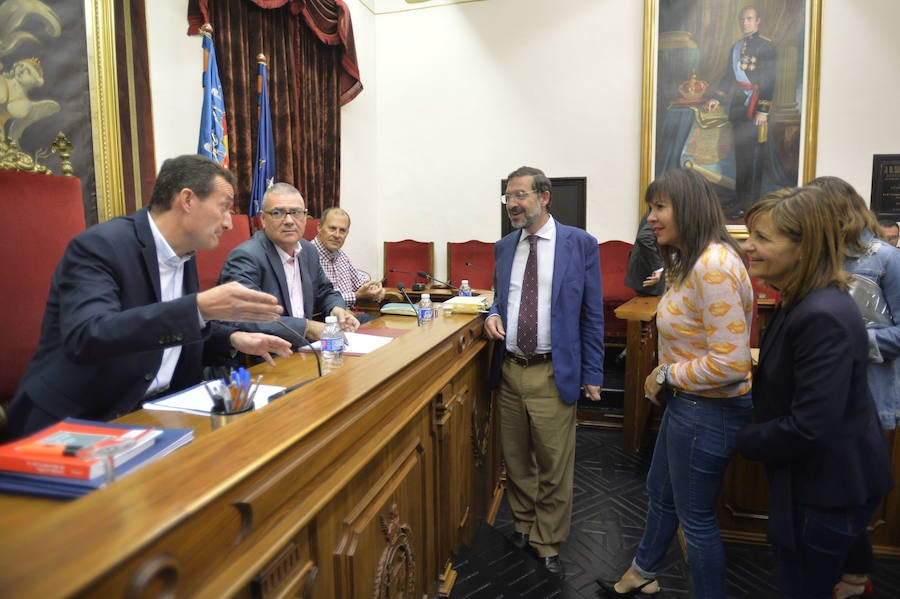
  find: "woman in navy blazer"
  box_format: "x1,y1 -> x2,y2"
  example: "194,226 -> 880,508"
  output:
736,187 -> 893,598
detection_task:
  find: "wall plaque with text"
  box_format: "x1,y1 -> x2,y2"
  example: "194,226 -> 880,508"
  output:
871,154 -> 900,219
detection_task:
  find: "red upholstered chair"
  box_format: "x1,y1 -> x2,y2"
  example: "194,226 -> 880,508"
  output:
303,217 -> 319,241
447,240 -> 495,290
195,214 -> 252,291
383,240 -> 434,288
0,170 -> 86,406
598,240 -> 637,345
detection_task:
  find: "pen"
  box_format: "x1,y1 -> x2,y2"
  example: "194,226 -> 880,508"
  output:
246,374 -> 264,407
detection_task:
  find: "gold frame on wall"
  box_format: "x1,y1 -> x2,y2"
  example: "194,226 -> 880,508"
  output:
639,0 -> 822,233
85,0 -> 125,222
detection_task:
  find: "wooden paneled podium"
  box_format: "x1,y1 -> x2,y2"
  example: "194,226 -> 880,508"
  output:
0,311 -> 503,597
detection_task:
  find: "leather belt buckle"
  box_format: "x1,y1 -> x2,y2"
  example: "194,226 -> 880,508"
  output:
505,352 -> 552,368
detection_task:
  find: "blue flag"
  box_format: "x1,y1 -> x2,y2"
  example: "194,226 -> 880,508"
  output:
249,58 -> 275,221
198,33 -> 229,167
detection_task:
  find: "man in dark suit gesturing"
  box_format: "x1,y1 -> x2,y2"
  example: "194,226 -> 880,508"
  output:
484,166 -> 605,576
219,183 -> 359,344
4,155 -> 293,440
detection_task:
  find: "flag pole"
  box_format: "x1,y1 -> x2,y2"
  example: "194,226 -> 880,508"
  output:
249,52 -> 275,231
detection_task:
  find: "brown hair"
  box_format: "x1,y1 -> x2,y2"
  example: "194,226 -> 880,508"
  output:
745,186 -> 848,307
807,176 -> 880,253
644,168 -> 744,286
149,154 -> 235,212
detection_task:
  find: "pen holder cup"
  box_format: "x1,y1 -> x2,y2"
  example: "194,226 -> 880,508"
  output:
210,403 -> 255,430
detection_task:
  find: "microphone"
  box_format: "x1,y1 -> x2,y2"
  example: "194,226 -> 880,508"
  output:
397,282 -> 421,326
464,261 -> 493,279
464,261 -> 494,291
416,271 -> 459,291
266,320 -> 323,401
389,269 -> 426,291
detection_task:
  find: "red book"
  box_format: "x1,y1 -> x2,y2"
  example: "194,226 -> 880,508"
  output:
0,418 -> 162,480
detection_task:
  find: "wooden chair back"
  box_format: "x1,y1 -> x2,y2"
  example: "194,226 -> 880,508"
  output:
447,240 -> 495,290
383,240 -> 434,288
0,171 -> 86,405
195,215 -> 252,291
598,240 -> 637,345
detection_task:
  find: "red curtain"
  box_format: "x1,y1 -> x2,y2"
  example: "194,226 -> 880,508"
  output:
186,0 -> 362,217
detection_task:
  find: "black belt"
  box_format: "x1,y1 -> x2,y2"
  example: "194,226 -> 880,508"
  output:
505,352 -> 552,368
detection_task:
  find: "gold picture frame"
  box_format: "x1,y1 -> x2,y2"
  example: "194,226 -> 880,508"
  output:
640,0 -> 822,234
85,0 -> 125,222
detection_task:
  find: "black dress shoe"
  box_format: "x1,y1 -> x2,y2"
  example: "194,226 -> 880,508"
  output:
596,578 -> 658,597
510,531 -> 529,550
543,555 -> 564,576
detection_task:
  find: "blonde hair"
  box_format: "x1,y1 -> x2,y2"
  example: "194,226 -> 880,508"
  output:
745,186 -> 848,307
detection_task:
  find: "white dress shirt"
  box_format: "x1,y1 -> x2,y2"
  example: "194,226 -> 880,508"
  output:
275,242 -> 306,318
145,213 -> 191,396
506,217 -> 556,355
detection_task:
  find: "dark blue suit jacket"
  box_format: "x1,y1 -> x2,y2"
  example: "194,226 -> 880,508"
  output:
218,232 -> 345,344
735,286 -> 893,548
7,209 -> 232,438
487,219 -> 605,404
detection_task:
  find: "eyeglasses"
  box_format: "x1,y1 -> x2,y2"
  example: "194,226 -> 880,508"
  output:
500,190 -> 538,205
264,208 -> 308,220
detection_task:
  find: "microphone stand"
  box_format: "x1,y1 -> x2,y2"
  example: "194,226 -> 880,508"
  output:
464,261 -> 493,279
397,282 -> 421,326
389,268 -> 427,291
416,271 -> 459,291
464,262 -> 495,291
267,320 -> 323,401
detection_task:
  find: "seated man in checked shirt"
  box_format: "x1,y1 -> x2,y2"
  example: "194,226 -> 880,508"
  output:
312,207 -> 385,323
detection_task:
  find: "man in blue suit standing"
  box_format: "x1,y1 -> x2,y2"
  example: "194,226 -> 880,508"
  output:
484,166 -> 605,576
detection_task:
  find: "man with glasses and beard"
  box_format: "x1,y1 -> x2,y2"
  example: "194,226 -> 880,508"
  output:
484,166 -> 605,576
220,183 -> 359,345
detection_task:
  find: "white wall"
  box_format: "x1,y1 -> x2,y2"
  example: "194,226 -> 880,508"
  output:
368,0 -> 642,280
147,0 -> 900,281
146,1 -> 204,166
816,1 -> 900,193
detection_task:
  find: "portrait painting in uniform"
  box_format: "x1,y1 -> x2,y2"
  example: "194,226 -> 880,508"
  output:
640,0 -> 821,228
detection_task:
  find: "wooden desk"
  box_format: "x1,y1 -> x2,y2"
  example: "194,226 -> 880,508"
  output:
614,296 -> 660,453
0,312 -> 502,597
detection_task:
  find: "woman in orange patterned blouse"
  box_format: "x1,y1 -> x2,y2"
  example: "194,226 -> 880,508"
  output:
600,168 -> 754,598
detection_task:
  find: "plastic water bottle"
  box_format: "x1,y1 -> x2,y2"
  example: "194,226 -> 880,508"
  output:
458,279 -> 473,297
321,315 -> 344,373
418,293 -> 435,325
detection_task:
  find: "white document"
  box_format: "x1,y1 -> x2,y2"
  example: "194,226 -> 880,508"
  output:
143,382 -> 287,415
302,331 -> 394,356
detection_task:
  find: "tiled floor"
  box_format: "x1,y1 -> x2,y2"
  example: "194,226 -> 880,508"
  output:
451,426 -> 900,599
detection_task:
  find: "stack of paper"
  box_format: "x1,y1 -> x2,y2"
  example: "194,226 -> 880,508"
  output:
442,295 -> 489,313
144,382 -> 286,415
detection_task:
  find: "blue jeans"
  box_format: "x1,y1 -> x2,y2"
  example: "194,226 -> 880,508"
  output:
774,500 -> 879,599
632,391 -> 752,598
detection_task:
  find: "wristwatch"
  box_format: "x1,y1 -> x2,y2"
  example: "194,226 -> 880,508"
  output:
656,363 -> 670,386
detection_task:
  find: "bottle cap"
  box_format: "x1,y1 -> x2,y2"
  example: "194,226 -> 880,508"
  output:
325,315 -> 337,323
422,293 -> 430,299
461,280 -> 469,286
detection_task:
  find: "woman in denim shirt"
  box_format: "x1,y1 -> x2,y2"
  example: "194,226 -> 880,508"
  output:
809,176 -> 900,599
